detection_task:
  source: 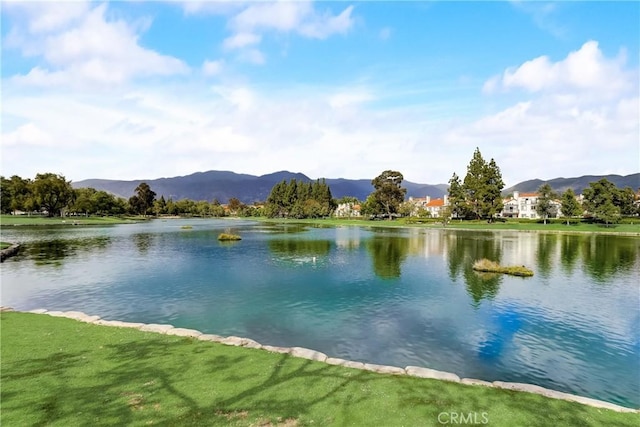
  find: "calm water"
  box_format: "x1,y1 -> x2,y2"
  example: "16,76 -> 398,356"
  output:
1,219 -> 639,407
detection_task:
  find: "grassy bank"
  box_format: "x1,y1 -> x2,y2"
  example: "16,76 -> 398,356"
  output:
256,217 -> 640,234
1,312 -> 637,426
0,215 -> 143,227
0,242 -> 12,249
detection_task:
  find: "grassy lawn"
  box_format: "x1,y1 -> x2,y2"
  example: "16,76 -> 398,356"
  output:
256,217 -> 640,234
0,215 -> 143,227
1,312 -> 637,426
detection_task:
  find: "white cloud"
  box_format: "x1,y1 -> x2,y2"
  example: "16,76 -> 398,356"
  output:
5,3 -> 188,88
297,5 -> 355,39
3,1 -> 90,34
228,1 -> 354,39
328,90 -> 374,109
190,1 -> 355,65
2,123 -> 54,147
488,41 -> 632,98
202,60 -> 224,76
237,49 -> 266,65
222,32 -> 262,50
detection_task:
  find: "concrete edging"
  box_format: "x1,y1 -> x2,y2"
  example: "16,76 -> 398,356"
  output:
7,307 -> 639,414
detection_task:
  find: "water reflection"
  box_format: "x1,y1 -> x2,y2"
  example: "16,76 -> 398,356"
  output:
560,234 -> 580,274
268,238 -> 331,267
580,235 -> 639,283
132,233 -> 155,254
366,236 -> 409,279
536,234 -> 557,277
446,233 -> 503,305
21,237 -> 111,266
268,239 -> 331,256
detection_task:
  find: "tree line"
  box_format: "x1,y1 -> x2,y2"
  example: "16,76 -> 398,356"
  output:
264,178 -> 335,218
2,162 -> 637,223
0,174 -> 262,218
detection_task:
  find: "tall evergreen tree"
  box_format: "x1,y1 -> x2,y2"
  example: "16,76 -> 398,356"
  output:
447,172 -> 467,220
462,148 -> 504,221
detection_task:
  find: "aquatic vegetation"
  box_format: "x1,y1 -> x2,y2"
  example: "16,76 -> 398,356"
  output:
472,259 -> 534,277
218,233 -> 241,241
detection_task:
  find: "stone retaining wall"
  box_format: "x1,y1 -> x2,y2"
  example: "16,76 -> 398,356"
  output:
7,307 -> 638,414
0,244 -> 20,262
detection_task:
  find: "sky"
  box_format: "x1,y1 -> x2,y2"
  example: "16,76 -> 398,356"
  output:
1,1 -> 639,186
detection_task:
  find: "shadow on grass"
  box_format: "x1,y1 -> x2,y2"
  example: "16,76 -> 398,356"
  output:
2,319 -> 638,426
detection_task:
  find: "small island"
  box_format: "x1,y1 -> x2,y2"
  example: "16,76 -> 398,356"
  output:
473,259 -> 534,277
218,233 -> 242,241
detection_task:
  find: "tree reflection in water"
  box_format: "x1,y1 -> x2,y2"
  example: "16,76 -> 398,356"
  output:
366,235 -> 409,280
447,232 -> 503,306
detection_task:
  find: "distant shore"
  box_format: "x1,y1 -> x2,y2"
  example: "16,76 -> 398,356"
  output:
2,214 -> 638,235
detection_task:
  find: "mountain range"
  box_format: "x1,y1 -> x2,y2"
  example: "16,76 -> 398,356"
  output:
73,171 -> 639,204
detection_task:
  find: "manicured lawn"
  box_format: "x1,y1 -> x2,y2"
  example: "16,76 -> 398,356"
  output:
0,215 -> 142,227
1,312 -> 637,426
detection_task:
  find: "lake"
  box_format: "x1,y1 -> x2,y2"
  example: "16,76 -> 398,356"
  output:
1,219 -> 638,408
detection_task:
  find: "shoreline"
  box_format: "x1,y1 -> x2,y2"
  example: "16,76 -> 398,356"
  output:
6,307 -> 637,414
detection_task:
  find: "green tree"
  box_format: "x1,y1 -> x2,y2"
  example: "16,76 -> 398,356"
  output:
129,182 -> 156,216
560,188 -> 582,225
370,170 -> 407,220
462,148 -> 504,221
360,193 -> 382,217
614,187 -> 636,216
1,176 -> 12,214
448,172 -> 468,220
535,183 -> 557,225
3,175 -> 35,214
583,179 -> 621,226
336,196 -> 359,205
31,173 -> 74,217
154,195 -> 168,216
71,187 -> 97,215
227,197 -> 243,215
265,178 -> 334,219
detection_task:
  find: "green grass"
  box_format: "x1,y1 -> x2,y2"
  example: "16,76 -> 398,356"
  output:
0,215 -> 142,227
255,217 -> 640,234
1,312 -> 637,426
0,242 -> 12,250
473,259 -> 534,277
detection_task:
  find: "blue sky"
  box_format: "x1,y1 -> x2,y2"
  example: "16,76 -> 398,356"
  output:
2,1 -> 638,187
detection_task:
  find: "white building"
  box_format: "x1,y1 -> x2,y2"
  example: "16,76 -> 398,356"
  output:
501,191 -> 561,219
334,202 -> 361,217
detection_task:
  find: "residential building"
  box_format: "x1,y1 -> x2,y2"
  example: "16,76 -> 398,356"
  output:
334,202 -> 361,217
501,191 -> 561,219
407,195 -> 449,217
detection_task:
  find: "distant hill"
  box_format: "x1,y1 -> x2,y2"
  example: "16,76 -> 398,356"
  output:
73,171 -> 638,203
73,170 -> 446,203
504,174 -> 639,195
